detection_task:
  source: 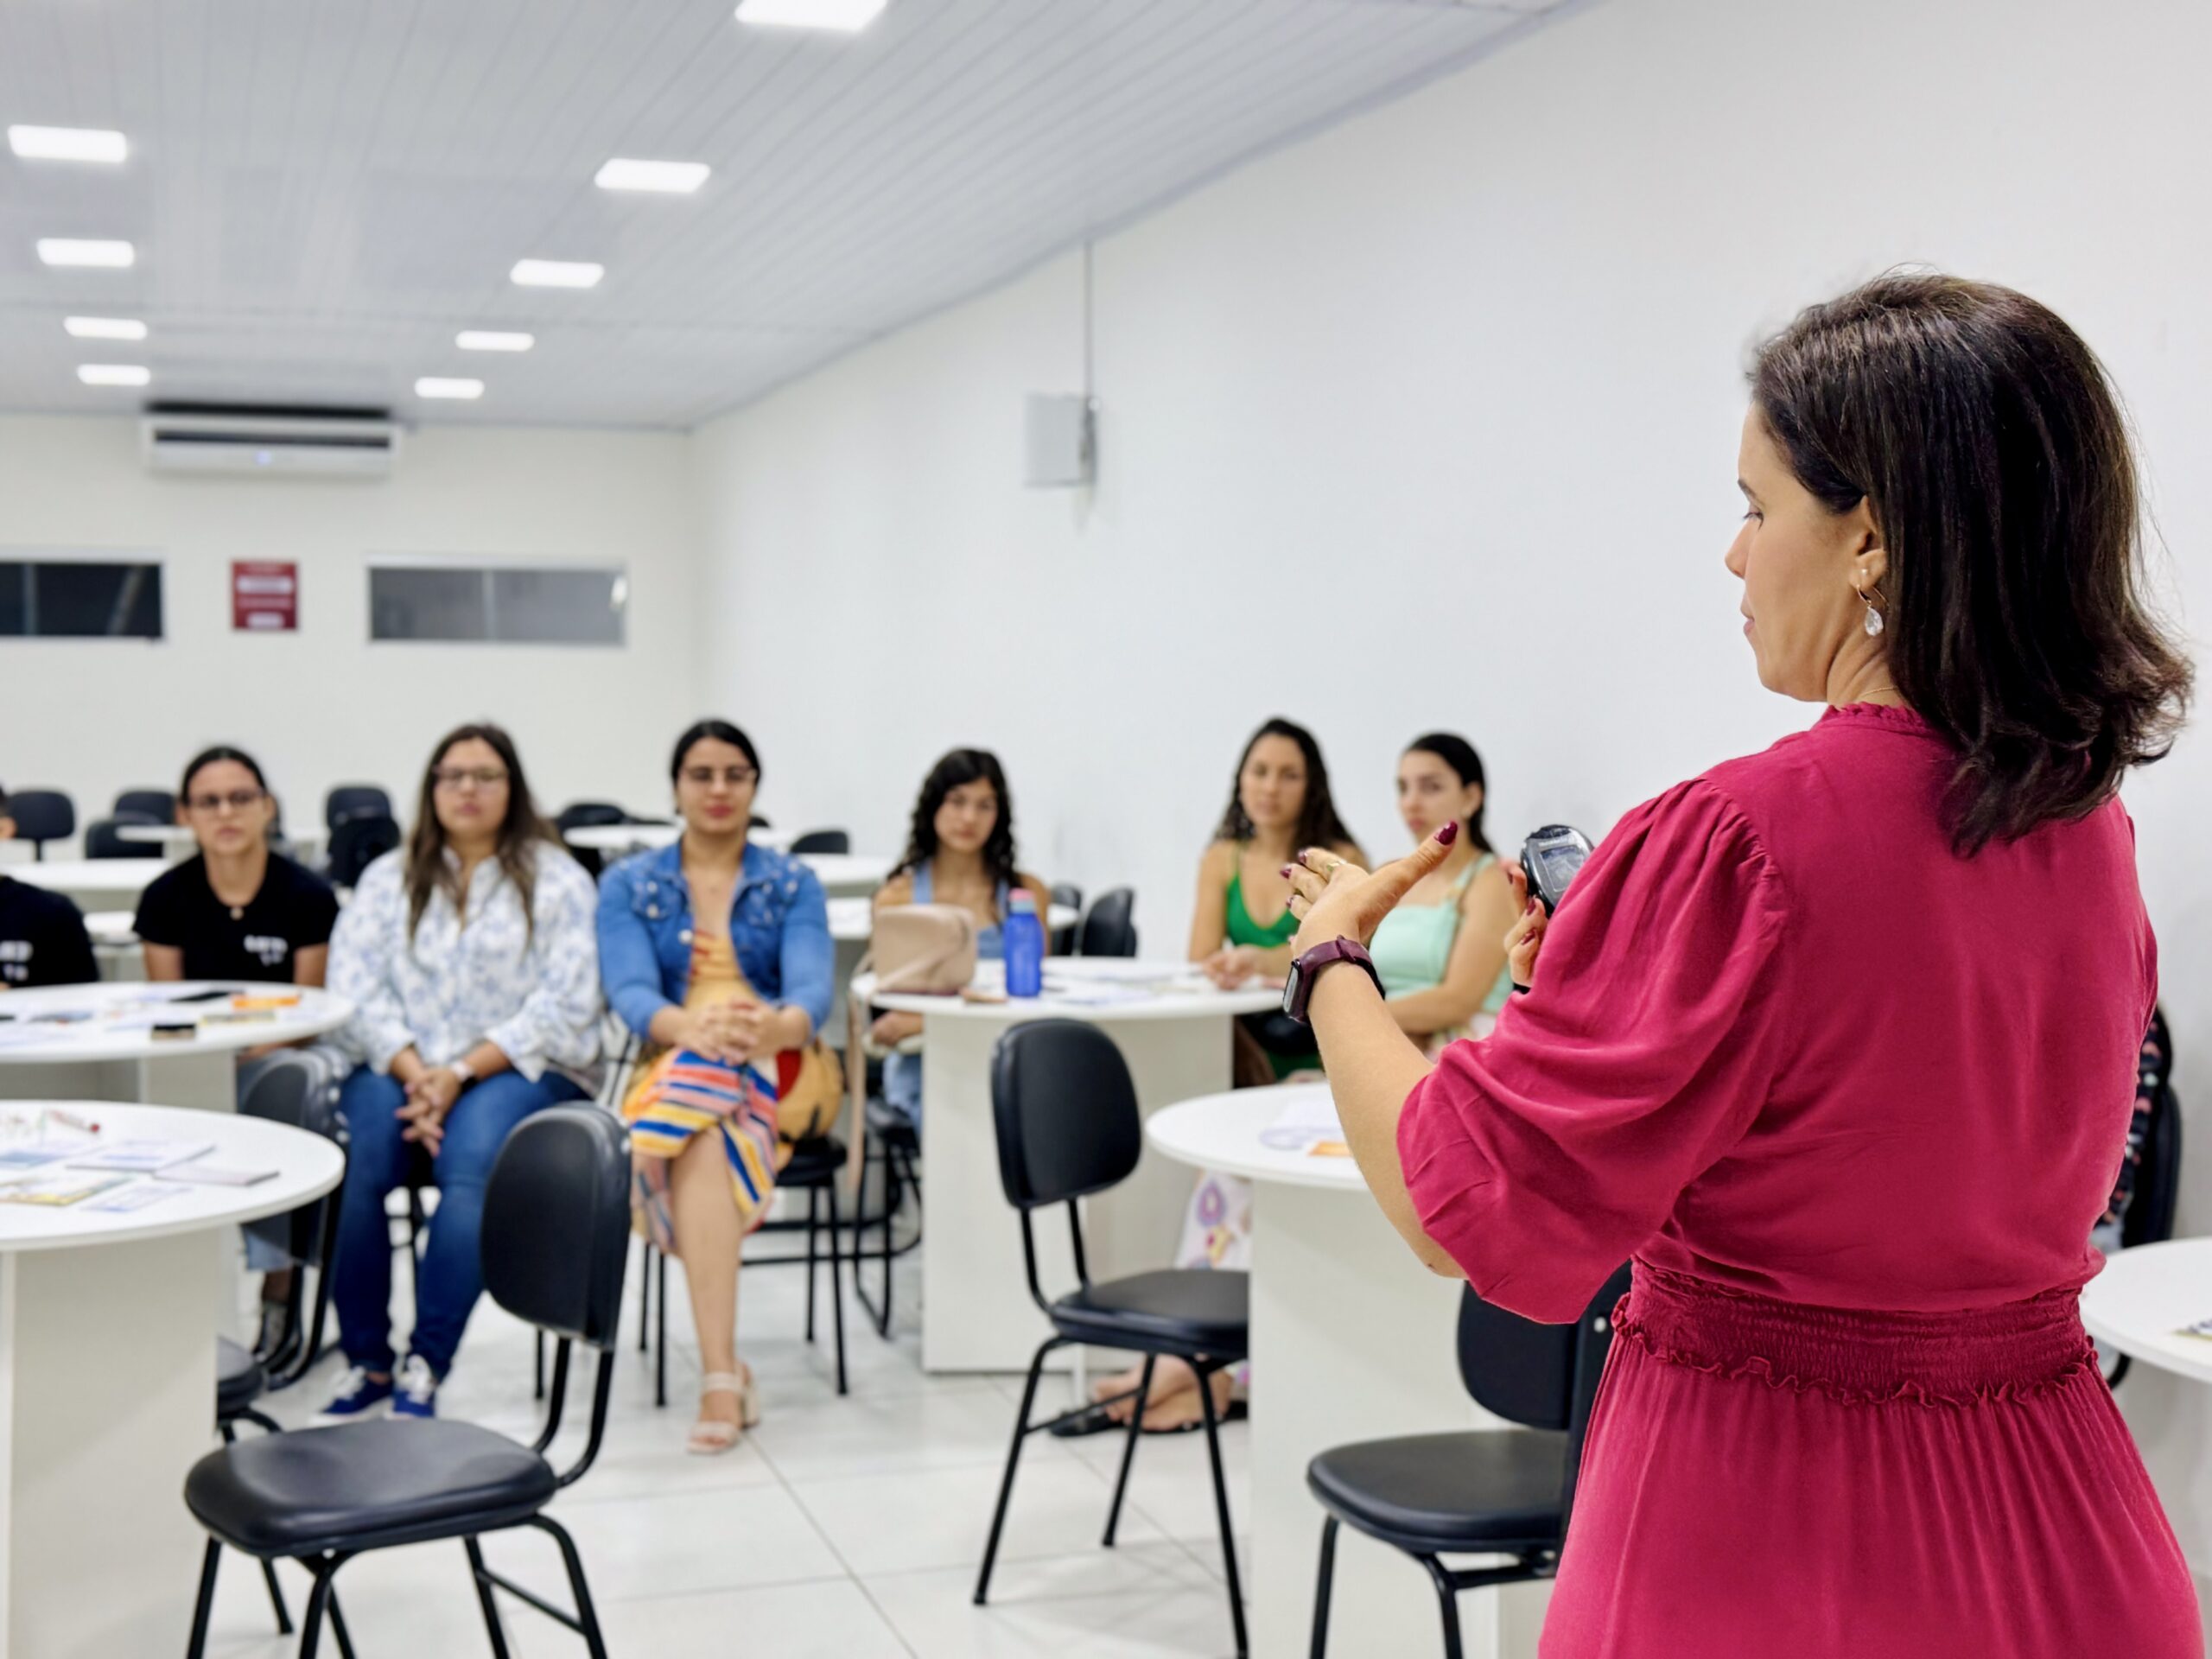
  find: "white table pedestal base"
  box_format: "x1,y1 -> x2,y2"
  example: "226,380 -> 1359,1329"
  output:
0,1049 -> 238,1110
1248,1181 -> 1550,1659
921,1014 -> 1231,1374
0,1233 -> 220,1657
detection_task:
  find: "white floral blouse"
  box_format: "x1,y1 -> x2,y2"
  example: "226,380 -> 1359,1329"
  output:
328,841 -> 602,1084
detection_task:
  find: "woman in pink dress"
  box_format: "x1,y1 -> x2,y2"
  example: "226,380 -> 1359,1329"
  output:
1282,272 -> 2200,1656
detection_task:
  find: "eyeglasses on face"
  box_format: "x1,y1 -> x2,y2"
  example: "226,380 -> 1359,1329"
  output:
681,766 -> 758,788
431,767 -> 510,791
187,790 -> 265,814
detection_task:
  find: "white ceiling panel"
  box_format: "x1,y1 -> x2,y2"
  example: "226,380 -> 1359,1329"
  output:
0,0 -> 1580,429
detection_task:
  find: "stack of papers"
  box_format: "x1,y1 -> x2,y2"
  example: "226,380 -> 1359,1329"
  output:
70,1137 -> 213,1173
0,1173 -> 134,1207
1260,1092 -> 1351,1158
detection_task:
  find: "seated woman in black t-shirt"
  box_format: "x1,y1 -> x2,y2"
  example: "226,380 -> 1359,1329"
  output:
0,782 -> 96,989
136,746 -> 340,1339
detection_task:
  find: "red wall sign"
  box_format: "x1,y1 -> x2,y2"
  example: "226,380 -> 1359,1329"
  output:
232,561 -> 298,632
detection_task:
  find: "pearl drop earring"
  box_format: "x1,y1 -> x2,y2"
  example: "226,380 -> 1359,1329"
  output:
1856,581 -> 1886,639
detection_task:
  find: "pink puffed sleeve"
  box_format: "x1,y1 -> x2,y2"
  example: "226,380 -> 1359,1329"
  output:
1396,778 -> 1790,1322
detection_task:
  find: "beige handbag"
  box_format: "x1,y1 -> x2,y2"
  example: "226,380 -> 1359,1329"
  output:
843,903 -> 979,1190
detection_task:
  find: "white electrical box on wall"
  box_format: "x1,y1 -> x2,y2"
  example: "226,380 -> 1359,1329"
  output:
1024,393 -> 1095,488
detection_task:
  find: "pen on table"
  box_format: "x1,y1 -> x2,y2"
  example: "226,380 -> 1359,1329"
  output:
48,1108 -> 100,1135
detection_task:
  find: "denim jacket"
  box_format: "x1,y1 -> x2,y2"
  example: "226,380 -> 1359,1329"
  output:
596,840 -> 833,1041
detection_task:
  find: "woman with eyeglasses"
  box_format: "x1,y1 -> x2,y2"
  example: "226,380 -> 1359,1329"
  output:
597,720 -> 836,1453
136,745 -> 342,1344
322,723 -> 602,1423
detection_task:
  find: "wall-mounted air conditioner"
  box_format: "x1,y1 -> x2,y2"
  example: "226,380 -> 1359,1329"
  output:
140,404 -> 402,479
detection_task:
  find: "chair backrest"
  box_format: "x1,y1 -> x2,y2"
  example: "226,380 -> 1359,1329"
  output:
1049,884 -> 1083,955
788,828 -> 851,855
5,789 -> 74,851
481,1107 -> 632,1348
84,812 -> 156,859
324,784 -> 392,829
989,1020 -> 1142,1211
114,788 -> 175,821
1078,887 -> 1138,957
555,800 -> 627,833
327,812 -> 401,887
2123,1007 -> 2183,1249
239,1050 -> 346,1264
1455,1263 -> 1632,1526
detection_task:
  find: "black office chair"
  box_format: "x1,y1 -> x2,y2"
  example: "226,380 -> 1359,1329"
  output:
324,785 -> 392,830
116,787 -> 175,821
4,788 -> 73,858
556,802 -> 630,878
327,812 -> 401,889
1077,887 -> 1138,957
787,829 -> 851,855
214,1337 -> 323,1643
976,1020 -> 1250,1656
1049,884 -> 1083,957
855,1092 -> 922,1338
84,810 -> 158,859
1305,1265 -> 1632,1659
239,1051 -> 350,1388
184,1107 -> 631,1659
2106,1008 -> 2182,1388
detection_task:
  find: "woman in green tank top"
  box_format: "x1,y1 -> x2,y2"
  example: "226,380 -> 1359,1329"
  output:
1366,733 -> 1521,1052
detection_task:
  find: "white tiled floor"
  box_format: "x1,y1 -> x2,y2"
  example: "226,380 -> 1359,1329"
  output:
204,1241 -> 1250,1657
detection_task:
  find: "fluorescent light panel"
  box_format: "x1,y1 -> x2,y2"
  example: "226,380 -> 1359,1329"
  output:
456,330 -> 534,353
65,315 -> 147,341
38,238 -> 135,268
9,124 -> 128,162
595,158 -> 710,194
735,0 -> 888,33
78,364 -> 149,387
415,377 -> 484,400
510,258 -> 602,289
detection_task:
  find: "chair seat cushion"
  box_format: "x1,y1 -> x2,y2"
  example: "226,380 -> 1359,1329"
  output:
215,1336 -> 264,1422
1052,1268 -> 1249,1357
1306,1429 -> 1567,1553
187,1418 -> 556,1557
780,1135 -> 846,1185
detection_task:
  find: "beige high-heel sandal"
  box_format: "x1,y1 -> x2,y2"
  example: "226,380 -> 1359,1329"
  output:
689,1367 -> 760,1456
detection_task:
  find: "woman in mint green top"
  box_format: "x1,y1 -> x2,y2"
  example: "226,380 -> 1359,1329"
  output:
1366,733 -> 1520,1053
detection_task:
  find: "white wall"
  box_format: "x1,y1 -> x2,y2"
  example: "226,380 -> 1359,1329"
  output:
0,415 -> 699,847
690,0 -> 2212,1591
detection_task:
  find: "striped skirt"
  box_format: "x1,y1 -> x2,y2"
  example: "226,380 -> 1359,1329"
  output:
623,1049 -> 789,1245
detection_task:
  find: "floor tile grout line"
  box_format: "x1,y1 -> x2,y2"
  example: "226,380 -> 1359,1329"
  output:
772,1446 -> 925,1658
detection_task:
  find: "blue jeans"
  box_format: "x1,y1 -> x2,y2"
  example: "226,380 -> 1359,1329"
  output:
331,1065 -> 587,1378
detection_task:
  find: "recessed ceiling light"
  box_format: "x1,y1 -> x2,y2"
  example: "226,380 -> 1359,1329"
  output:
9,125 -> 128,163
38,238 -> 136,268
735,0 -> 889,33
594,158 -> 712,194
415,377 -> 485,400
455,330 -> 535,353
510,258 -> 603,289
65,315 -> 148,341
78,364 -> 150,387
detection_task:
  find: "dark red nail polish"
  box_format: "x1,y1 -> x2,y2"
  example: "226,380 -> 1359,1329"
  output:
1280,866 -> 1293,878
1436,821 -> 1458,846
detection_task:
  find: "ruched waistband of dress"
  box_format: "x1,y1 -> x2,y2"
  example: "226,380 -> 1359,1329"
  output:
1611,1264 -> 2099,1407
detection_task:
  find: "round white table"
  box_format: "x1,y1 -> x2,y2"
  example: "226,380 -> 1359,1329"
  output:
0,1101 -> 342,1658
823,897 -> 1077,942
857,959 -> 1278,1372
5,857 -> 168,912
2082,1238 -> 2212,1384
563,823 -> 803,855
0,981 -> 353,1109
1148,1085 -> 1548,1659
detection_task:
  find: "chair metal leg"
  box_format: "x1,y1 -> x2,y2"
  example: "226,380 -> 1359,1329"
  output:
1308,1516 -> 1339,1659
533,1514 -> 612,1659
1419,1554 -> 1465,1659
465,1536 -> 512,1659
637,1239 -> 652,1353
296,1557 -> 346,1659
327,1586 -> 357,1659
975,1338 -> 1058,1605
534,1329 -> 545,1402
261,1554 -> 295,1635
824,1173 -> 849,1395
1196,1363 -> 1250,1658
1102,1354 -> 1155,1547
186,1537 -> 221,1659
654,1246 -> 668,1408
804,1186 -> 820,1341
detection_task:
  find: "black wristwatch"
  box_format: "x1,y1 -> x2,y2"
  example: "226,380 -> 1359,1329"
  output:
1281,938 -> 1383,1025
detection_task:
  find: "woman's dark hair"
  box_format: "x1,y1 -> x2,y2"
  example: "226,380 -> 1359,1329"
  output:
179,746 -> 270,804
670,719 -> 760,784
1213,717 -> 1358,854
1752,270 -> 2191,853
1404,733 -> 1492,853
894,748 -> 1018,893
404,722 -> 556,946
